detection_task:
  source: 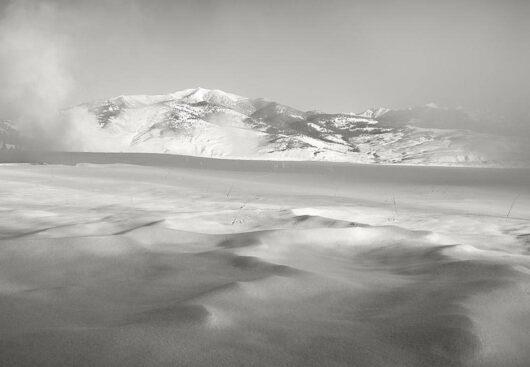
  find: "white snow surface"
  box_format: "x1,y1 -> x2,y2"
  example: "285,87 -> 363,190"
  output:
0,155 -> 529,366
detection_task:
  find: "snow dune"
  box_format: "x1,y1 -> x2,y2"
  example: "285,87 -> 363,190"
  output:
0,152 -> 529,366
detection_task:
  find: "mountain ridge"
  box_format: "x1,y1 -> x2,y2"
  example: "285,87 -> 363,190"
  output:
2,88 -> 529,167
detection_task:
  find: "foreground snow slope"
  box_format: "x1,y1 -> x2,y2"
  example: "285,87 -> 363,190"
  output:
1,152 -> 529,366
74,88 -> 529,167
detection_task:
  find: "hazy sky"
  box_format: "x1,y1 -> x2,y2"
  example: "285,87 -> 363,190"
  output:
1,0 -> 529,116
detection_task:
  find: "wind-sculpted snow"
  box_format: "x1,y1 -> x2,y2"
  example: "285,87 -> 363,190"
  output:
64,88 -> 529,167
0,153 -> 529,366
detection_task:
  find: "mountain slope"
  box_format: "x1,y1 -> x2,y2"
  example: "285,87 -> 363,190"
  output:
3,87 -> 529,167
0,120 -> 19,150
75,87 -> 529,166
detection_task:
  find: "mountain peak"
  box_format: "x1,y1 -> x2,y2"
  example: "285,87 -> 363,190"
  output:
169,87 -> 255,114
174,87 -> 246,103
54,87 -> 530,167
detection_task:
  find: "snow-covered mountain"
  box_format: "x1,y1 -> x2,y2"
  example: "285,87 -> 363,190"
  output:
3,87 -> 529,166
0,120 -> 19,151
74,87 -> 528,166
